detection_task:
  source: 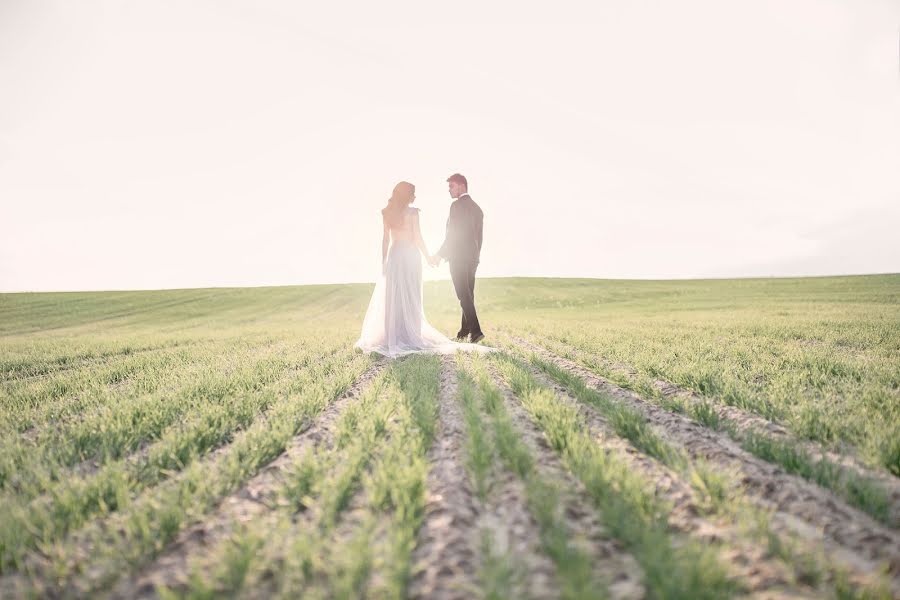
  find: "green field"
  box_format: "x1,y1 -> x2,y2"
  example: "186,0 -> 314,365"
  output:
1,276 -> 898,598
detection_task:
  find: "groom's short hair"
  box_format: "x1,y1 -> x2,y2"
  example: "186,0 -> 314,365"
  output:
447,173 -> 468,187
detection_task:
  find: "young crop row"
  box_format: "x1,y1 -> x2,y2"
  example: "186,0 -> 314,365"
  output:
156,354 -> 440,599
507,314 -> 899,477
0,335 -> 282,435
507,327 -> 899,527
488,336 -> 896,598
1,345 -> 372,597
455,353 -> 619,599
0,335 -> 206,383
484,350 -> 740,599
0,339 -> 301,500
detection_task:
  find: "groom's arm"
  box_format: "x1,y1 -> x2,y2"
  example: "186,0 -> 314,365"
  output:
474,205 -> 483,261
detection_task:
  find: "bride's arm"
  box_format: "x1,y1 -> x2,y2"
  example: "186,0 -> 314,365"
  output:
412,211 -> 430,258
382,219 -> 390,264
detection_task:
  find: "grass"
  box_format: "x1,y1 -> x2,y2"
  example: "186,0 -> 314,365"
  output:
490,347 -> 894,598
0,275 -> 896,597
275,355 -> 440,599
458,353 -> 607,599
485,275 -> 899,475
0,344 -> 352,572
167,355 -> 441,600
488,351 -> 737,600
737,427 -> 892,525
498,333 -> 895,527
11,352 -> 372,596
0,341 -> 316,499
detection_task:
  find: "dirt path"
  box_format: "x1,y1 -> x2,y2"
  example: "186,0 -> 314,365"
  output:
475,439 -> 560,600
410,356 -> 562,600
513,337 -> 900,593
104,360 -> 386,599
407,357 -> 482,600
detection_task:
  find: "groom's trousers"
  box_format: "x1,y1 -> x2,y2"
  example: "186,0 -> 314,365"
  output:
449,260 -> 481,337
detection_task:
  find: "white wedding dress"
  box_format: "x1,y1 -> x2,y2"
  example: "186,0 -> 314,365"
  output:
355,207 -> 493,358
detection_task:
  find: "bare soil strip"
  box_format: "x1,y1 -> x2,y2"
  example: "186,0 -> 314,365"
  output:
411,356 -> 576,600
407,356 -> 486,600
476,439 -> 560,600
515,337 -> 900,592
101,360 -> 385,599
483,363 -> 645,600
457,354 -> 562,600
491,359 -> 818,598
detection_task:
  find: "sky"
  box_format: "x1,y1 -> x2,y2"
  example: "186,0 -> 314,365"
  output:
1,0 -> 899,292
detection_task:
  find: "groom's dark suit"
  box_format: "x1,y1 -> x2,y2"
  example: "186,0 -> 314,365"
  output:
436,193 -> 484,339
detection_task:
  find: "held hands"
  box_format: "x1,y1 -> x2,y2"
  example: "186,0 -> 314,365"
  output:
386,255 -> 439,273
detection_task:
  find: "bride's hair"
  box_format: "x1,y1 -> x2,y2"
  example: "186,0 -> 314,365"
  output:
382,181 -> 415,228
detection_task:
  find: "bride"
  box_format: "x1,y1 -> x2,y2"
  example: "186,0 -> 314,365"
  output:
355,181 -> 492,358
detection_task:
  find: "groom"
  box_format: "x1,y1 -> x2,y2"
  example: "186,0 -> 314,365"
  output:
429,173 -> 485,343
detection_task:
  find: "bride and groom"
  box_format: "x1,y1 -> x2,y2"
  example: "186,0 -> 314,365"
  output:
355,173 -> 493,358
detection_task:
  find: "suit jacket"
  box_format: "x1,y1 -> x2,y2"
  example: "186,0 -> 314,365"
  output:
437,194 -> 483,265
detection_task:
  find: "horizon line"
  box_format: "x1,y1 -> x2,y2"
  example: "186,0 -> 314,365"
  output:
2,271 -> 898,296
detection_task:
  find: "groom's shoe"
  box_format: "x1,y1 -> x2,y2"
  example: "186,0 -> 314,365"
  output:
455,331 -> 470,342
470,331 -> 485,344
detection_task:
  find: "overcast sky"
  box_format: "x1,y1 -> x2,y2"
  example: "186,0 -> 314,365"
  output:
1,0 -> 898,292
